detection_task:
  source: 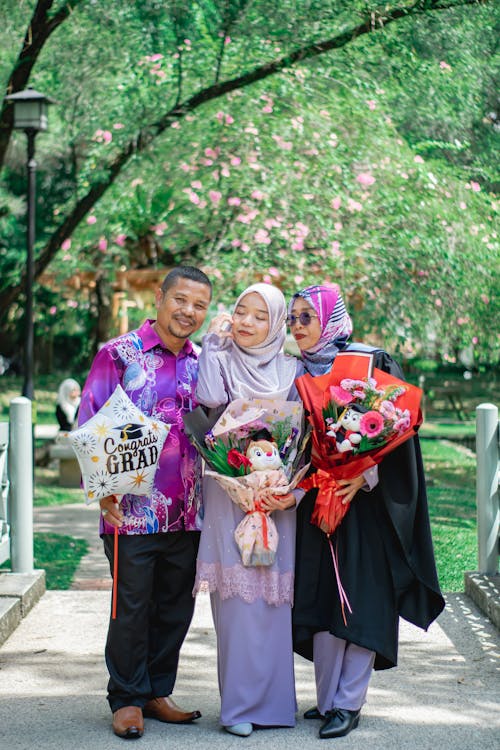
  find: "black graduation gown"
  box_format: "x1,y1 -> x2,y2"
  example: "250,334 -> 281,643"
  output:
292,349 -> 445,670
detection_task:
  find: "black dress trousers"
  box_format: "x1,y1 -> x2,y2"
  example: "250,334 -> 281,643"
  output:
103,530 -> 200,712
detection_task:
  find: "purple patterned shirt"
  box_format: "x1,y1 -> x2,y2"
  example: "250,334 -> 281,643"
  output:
79,320 -> 203,535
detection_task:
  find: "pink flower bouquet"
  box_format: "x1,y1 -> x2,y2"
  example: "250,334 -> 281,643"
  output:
185,399 -> 309,566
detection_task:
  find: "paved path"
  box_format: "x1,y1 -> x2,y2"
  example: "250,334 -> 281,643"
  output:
0,504 -> 498,750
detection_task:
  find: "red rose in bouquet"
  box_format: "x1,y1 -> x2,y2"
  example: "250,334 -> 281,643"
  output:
227,449 -> 252,472
296,351 -> 423,535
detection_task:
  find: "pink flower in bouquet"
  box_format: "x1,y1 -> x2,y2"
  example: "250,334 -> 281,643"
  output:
330,385 -> 352,405
393,410 -> 411,434
379,400 -> 396,419
341,378 -> 369,391
227,449 -> 251,471
352,388 -> 367,400
359,411 -> 384,438
234,419 -> 269,439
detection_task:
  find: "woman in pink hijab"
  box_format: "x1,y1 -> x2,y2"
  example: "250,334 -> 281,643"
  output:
289,283 -> 444,740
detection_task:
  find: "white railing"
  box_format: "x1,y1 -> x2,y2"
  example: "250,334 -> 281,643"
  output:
0,397 -> 34,572
476,403 -> 499,575
0,421 -> 9,565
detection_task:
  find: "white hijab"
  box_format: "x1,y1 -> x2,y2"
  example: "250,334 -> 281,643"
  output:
219,283 -> 297,401
56,378 -> 81,425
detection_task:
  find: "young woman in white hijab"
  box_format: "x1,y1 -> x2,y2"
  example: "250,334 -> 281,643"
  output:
55,378 -> 81,431
194,283 -> 302,737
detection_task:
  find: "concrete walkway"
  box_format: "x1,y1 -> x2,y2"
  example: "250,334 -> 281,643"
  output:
0,504 -> 498,750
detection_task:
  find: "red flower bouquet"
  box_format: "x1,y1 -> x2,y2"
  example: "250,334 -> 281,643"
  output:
296,351 -> 423,536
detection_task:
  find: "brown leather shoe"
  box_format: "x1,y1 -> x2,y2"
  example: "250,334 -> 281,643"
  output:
112,706 -> 144,739
143,696 -> 201,724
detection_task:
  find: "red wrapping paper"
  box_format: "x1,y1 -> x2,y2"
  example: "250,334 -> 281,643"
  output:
296,351 -> 423,534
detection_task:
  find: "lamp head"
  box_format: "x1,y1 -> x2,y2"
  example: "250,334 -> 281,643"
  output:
5,87 -> 55,132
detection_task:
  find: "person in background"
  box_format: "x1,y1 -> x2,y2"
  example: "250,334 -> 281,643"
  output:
78,266 -> 212,740
193,283 -> 302,738
288,283 -> 444,740
55,378 -> 81,431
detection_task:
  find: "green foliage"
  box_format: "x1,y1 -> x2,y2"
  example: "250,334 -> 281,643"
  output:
323,400 -> 340,426
410,358 -> 439,374
270,416 -> 294,450
365,7 -> 499,187
0,1 -> 498,369
204,433 -> 246,475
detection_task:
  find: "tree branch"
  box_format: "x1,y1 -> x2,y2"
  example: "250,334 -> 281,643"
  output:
0,0 -> 83,168
0,0 -> 491,320
175,49 -> 184,107
214,26 -> 228,84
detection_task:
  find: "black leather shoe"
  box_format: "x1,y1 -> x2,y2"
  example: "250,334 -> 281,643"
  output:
304,706 -> 325,720
319,708 -> 360,739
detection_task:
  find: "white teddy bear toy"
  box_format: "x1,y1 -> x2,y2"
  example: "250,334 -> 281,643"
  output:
327,407 -> 364,453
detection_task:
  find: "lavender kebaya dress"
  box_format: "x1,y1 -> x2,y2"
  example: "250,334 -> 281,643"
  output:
197,473 -> 297,727
193,284 -> 301,728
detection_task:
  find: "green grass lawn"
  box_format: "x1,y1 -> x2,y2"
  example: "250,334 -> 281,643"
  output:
1,464 -> 88,589
34,533 -> 88,589
421,439 -> 477,592
35,466 -> 83,506
34,467 -> 88,588
420,421 -> 476,439
1,532 -> 88,590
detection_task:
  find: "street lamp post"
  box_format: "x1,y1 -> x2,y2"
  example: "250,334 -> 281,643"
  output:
5,87 -> 54,400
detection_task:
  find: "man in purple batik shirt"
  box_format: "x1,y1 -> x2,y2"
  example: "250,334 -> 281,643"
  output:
79,266 -> 212,740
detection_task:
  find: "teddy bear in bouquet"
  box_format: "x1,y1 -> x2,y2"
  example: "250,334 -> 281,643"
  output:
204,430 -> 309,567
246,438 -> 286,475
326,405 -> 366,453
232,437 -> 290,567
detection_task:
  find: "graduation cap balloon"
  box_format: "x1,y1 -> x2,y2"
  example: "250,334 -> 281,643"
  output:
116,423 -> 148,440
69,384 -> 171,503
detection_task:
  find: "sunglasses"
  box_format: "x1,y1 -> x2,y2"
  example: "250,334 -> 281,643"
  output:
287,312 -> 319,327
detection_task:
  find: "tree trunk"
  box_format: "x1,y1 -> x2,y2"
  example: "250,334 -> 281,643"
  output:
92,273 -> 113,356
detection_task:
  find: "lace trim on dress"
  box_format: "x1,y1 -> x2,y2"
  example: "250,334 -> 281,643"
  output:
193,561 -> 294,607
